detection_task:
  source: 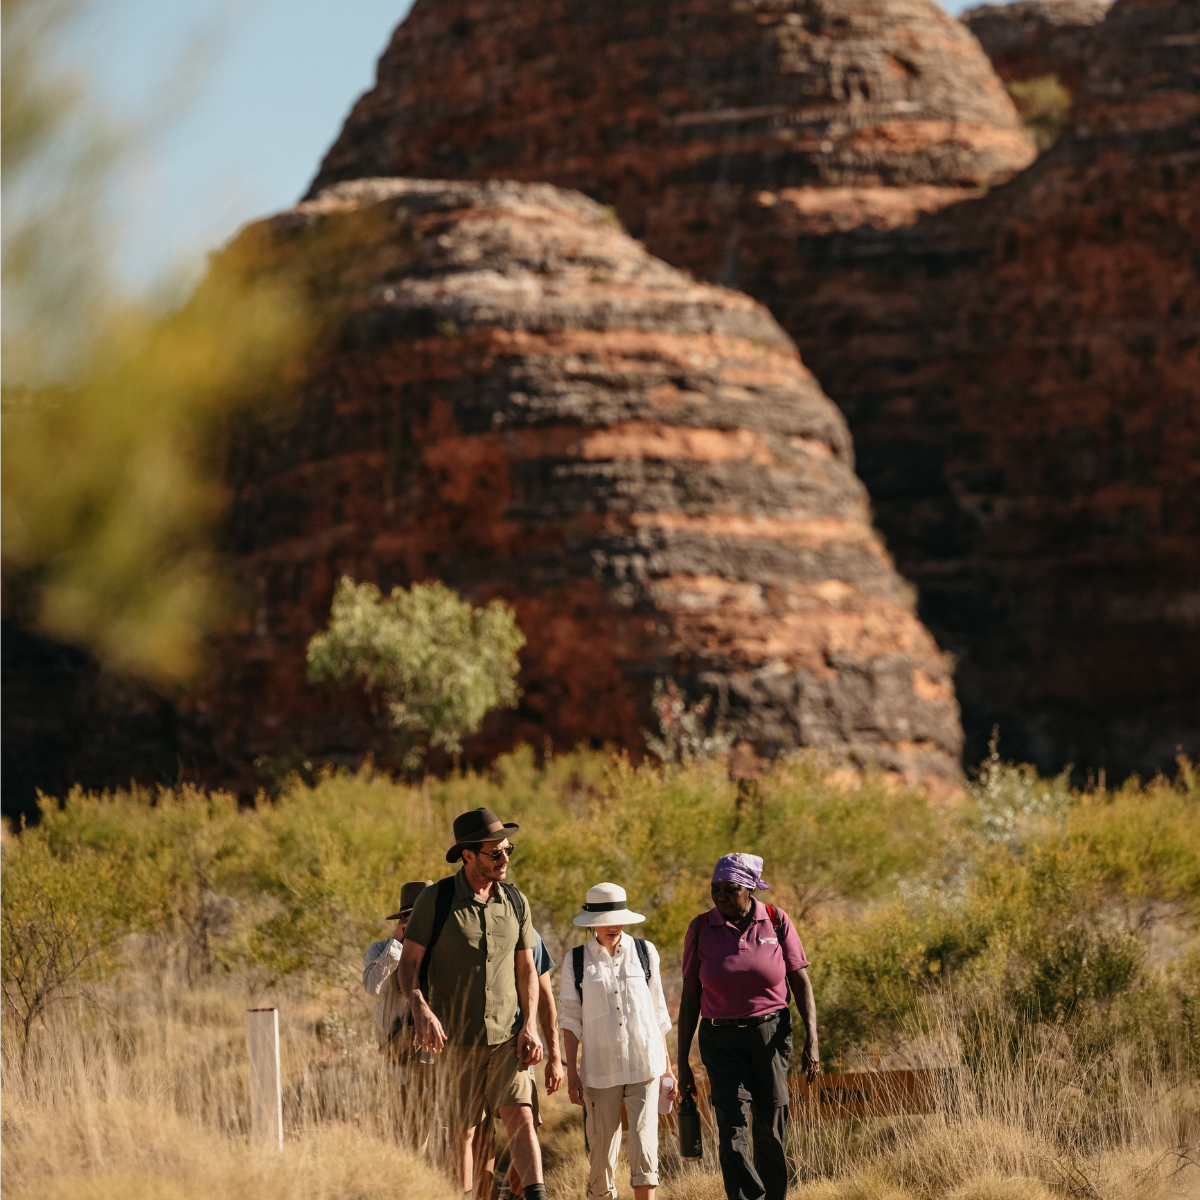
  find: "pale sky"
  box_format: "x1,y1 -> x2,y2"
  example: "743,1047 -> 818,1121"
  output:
74,0 -> 985,292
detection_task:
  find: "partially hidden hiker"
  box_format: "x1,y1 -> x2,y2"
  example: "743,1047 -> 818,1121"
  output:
399,807 -> 547,1200
676,853 -> 819,1200
559,882 -> 675,1200
362,878 -> 433,1081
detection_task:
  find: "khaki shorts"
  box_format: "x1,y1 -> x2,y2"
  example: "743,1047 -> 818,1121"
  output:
439,1036 -> 534,1129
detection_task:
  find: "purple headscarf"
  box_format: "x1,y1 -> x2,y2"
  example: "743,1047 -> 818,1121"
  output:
712,853 -> 771,890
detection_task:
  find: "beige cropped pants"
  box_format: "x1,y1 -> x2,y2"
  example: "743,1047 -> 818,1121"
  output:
584,1077 -> 659,1198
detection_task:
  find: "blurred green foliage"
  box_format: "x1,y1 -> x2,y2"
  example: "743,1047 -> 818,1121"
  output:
307,577 -> 526,769
1,0 -> 314,682
1007,73 -> 1073,153
5,748 -> 1198,1081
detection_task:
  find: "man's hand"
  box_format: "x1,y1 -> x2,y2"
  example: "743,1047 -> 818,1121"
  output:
544,1052 -> 565,1095
517,1023 -> 543,1066
678,1060 -> 696,1099
412,998 -> 447,1054
801,1044 -> 820,1082
566,1070 -> 584,1108
398,941 -> 446,1053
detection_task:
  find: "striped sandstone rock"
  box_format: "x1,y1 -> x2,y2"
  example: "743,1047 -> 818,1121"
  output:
302,0 -> 1198,778
200,179 -> 963,785
307,0 -> 1035,282
770,0 -> 1200,774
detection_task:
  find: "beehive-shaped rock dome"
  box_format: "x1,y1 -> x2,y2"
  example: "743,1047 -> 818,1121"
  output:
308,0 -> 1034,279
205,179 -> 963,785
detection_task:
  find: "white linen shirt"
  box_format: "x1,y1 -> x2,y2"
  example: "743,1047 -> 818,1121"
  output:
559,932 -> 673,1090
362,937 -> 408,1059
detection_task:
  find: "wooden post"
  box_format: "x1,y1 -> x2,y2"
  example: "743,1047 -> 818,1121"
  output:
247,1007 -> 283,1148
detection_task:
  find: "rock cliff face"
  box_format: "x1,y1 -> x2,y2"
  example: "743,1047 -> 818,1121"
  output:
308,0 -> 1035,281
962,0 -> 1112,90
201,179 -> 962,788
301,0 -> 1199,779
796,0 -> 1200,774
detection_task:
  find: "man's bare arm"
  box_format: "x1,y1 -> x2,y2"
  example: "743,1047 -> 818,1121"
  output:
514,949 -> 543,1065
786,966 -> 819,1081
537,971 -> 564,1093
676,977 -> 702,1098
398,939 -> 447,1053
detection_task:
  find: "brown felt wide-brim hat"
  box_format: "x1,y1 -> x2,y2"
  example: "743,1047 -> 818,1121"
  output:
386,879 -> 433,921
447,806 -> 520,863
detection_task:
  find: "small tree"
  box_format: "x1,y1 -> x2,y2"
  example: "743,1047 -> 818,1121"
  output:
307,577 -> 526,769
1,832 -> 126,1062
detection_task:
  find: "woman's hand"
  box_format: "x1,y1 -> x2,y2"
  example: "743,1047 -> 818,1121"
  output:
567,1070 -> 584,1107
677,1060 -> 696,1099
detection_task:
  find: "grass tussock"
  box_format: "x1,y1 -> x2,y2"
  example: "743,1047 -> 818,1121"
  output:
4,748 -> 1200,1198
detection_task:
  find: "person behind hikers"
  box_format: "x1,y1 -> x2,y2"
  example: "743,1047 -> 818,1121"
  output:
399,807 -> 547,1200
559,882 -> 675,1200
677,854 -> 819,1200
362,878 -> 433,1079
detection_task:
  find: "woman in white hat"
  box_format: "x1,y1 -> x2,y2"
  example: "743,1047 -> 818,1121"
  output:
559,882 -> 675,1200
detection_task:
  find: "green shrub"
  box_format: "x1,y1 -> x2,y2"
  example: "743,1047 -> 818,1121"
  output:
307,577 -> 525,769
4,751 -> 1198,1079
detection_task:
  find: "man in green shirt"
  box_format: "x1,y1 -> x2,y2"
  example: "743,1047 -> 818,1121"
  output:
400,807 -> 546,1200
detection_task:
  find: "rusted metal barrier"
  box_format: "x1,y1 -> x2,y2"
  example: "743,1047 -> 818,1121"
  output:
789,1069 -> 949,1120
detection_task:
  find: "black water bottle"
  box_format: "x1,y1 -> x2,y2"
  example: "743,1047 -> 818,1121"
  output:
678,1093 -> 703,1160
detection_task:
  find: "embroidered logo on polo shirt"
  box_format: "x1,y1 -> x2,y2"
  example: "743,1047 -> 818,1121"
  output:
761,936 -> 778,945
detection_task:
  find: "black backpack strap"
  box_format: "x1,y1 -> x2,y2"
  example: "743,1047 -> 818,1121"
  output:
634,938 -> 651,985
416,876 -> 457,997
498,880 -> 527,929
573,945 -> 585,1001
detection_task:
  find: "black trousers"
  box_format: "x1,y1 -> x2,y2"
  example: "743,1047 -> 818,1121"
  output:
698,1008 -> 792,1200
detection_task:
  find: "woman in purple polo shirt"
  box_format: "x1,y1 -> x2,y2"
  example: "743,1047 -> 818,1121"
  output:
676,854 -> 819,1200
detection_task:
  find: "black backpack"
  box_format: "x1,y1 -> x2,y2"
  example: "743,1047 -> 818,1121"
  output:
416,874 -> 528,998
571,937 -> 652,1001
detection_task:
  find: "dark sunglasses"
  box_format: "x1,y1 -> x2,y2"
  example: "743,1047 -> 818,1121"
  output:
470,844 -> 515,862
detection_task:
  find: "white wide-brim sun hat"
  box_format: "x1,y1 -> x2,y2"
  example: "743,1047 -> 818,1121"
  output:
572,881 -> 647,927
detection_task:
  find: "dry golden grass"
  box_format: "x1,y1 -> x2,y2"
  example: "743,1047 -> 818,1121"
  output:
4,753 -> 1199,1200
3,961 -> 1198,1200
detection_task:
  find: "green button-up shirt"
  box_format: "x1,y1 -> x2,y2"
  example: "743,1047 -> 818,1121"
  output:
404,868 -> 536,1046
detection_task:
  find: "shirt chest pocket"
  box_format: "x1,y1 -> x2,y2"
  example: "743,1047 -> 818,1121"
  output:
581,963 -> 614,1025
484,910 -> 518,958
619,954 -> 648,991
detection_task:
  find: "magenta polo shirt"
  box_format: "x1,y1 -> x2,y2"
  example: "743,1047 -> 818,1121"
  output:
682,900 -> 810,1021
